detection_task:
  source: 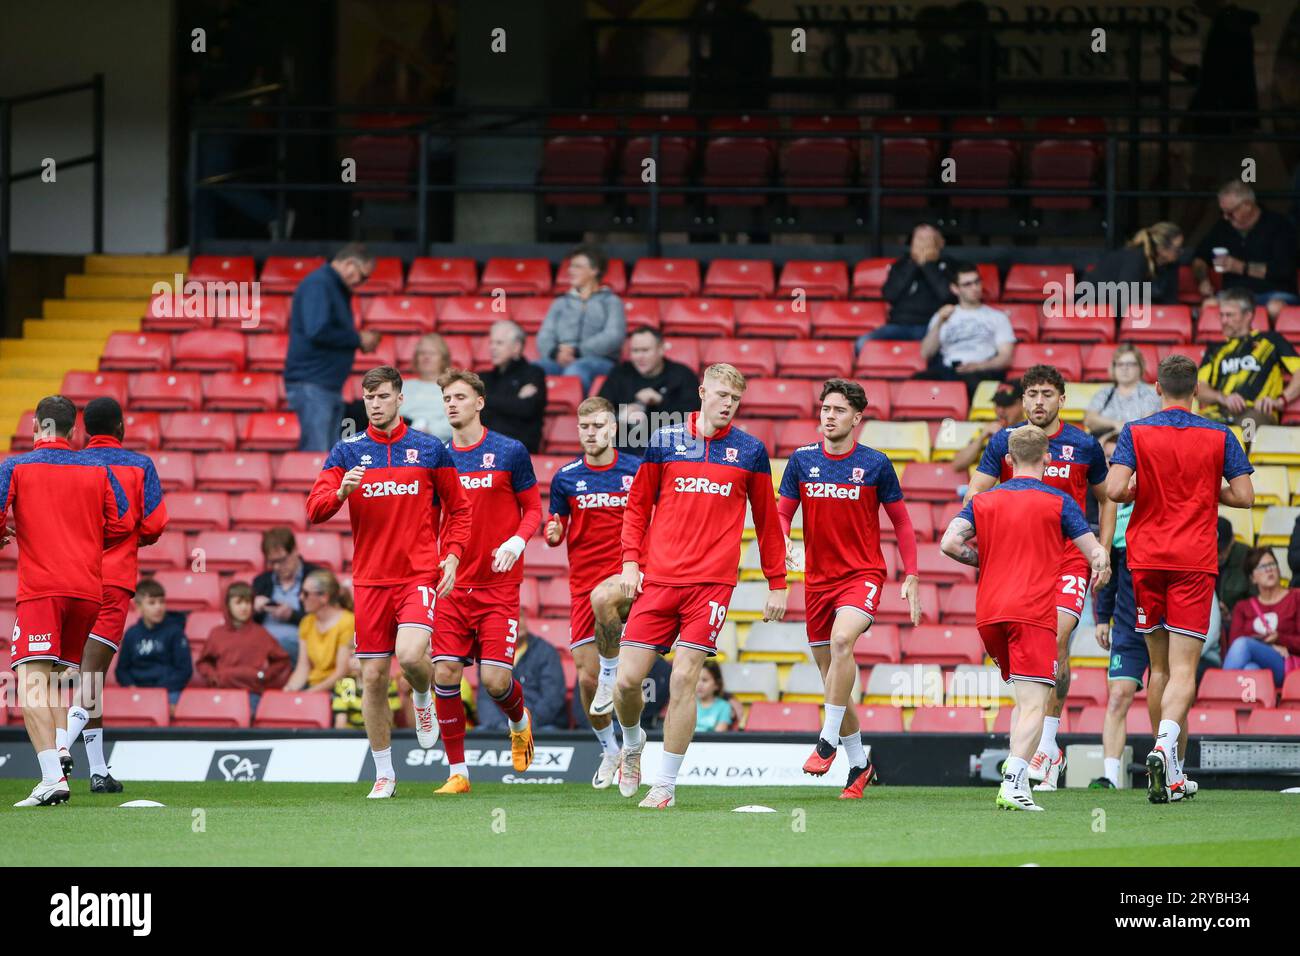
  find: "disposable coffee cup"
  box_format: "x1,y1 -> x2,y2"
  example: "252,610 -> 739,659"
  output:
1212,247 -> 1229,272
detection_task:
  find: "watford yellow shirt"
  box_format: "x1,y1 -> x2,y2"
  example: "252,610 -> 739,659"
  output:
1199,331 -> 1300,419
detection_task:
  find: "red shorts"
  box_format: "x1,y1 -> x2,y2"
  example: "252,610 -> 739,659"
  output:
978,620 -> 1058,685
805,574 -> 885,647
621,582 -> 734,656
1055,553 -> 1091,621
11,596 -> 100,668
353,579 -> 437,657
1131,568 -> 1215,640
569,588 -> 596,651
432,583 -> 520,669
88,585 -> 135,653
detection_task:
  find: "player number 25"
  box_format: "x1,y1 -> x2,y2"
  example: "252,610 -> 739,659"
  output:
1060,575 -> 1088,596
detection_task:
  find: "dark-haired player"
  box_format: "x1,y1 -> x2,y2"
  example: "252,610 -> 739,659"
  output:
1107,355 -> 1254,804
965,364 -> 1115,791
779,379 -> 921,798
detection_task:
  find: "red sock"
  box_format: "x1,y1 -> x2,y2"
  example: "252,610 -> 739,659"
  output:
434,684 -> 466,766
493,678 -> 527,723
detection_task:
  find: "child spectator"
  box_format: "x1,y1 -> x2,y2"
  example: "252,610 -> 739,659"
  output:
195,582 -> 294,709
286,569 -> 355,693
696,660 -> 740,732
115,578 -> 192,705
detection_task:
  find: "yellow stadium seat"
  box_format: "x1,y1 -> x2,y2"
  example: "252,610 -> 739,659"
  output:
1288,467 -> 1300,505
714,621 -> 739,662
1257,506 -> 1299,548
742,501 -> 801,541
859,420 -> 930,462
863,663 -> 943,707
1274,548 -> 1292,587
969,380 -> 1000,421
770,457 -> 787,492
1252,466 -> 1290,507
1061,382 -> 1103,423
739,622 -> 811,664
945,664 -> 1015,707
781,662 -> 860,703
720,662 -> 779,702
931,420 -> 985,461
1217,506 -> 1253,546
1250,426 -> 1300,465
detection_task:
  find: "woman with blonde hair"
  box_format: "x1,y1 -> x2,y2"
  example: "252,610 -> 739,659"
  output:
1084,221 -> 1184,306
401,332 -> 453,441
286,568 -> 355,693
1084,343 -> 1161,440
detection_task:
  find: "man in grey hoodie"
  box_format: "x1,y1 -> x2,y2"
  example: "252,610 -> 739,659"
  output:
536,245 -> 627,392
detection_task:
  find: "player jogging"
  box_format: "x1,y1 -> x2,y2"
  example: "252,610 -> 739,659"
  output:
0,395 -> 133,807
778,379 -> 922,797
964,364 -> 1115,791
307,366 -> 471,799
1106,355 -> 1254,804
544,397 -> 640,788
615,363 -> 787,809
68,397 -> 168,794
943,425 -> 1109,811
431,368 -> 543,795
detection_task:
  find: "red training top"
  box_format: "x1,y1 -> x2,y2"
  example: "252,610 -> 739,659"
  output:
80,435 -> 169,592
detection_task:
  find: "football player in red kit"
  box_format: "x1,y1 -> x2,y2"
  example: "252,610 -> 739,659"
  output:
0,396 -> 133,807
943,426 -> 1109,811
431,368 -> 543,794
307,366 -> 471,799
544,396 -> 640,789
615,363 -> 787,809
778,379 -> 922,798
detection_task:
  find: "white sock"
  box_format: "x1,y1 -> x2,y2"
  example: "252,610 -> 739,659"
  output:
507,711 -> 529,733
412,687 -> 432,709
620,720 -> 644,751
451,762 -> 468,779
657,750 -> 684,788
842,731 -> 867,767
1036,716 -> 1060,756
1157,720 -> 1182,779
84,728 -> 109,777
67,706 -> 89,743
37,749 -> 63,783
1103,757 -> 1121,787
820,703 -> 846,748
598,654 -> 619,684
372,747 -> 394,780
593,721 -> 619,756
1003,755 -> 1029,790
56,727 -> 68,751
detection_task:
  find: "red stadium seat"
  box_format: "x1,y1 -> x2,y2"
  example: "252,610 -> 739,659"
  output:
868,114 -> 941,209
916,541 -> 975,585
160,412 -> 237,452
776,339 -> 852,378
522,537 -> 568,577
855,704 -> 905,732
702,259 -> 775,298
150,571 -> 223,611
194,451 -> 273,493
272,452 -> 328,492
782,116 -> 857,208
1195,303 -> 1269,342
1082,343 -> 1160,383
542,415 -> 581,455
296,531 -> 344,570
407,257 -> 477,295
909,706 -> 987,733
902,625 -> 984,665
938,583 -> 977,625
151,451 -> 195,492
875,582 -> 938,625
628,258 -> 701,297
188,255 -> 255,285
735,300 -> 812,338
529,618 -> 569,650
1002,264 -> 1072,302
128,372 -> 203,411
62,370 -> 129,408
745,701 -> 821,732
355,257 -> 404,295
164,491 -> 231,532
203,372 -> 282,412
975,264 -> 1002,302
741,379 -> 813,418
890,381 -> 969,421
100,332 -> 172,371
1242,710 -> 1300,735
172,330 -> 246,372
621,114 -> 698,206
545,376 -> 585,415
360,295 -> 437,334
231,492 -> 308,532
349,336 -> 397,374
0,572 -> 14,610
540,128 -> 614,206
240,412 -> 301,451
660,337 -> 701,373
138,530 -> 188,571
882,501 -> 935,543
259,256 -> 324,293
254,690 -> 333,729
660,298 -> 734,337
191,531 -> 264,573
854,340 -> 925,379
1197,668 -> 1275,710
437,296 -> 500,334
1028,138 -> 1100,210
1281,670 -> 1300,709
772,419 -> 820,456
552,257 -> 627,296
1186,707 -> 1240,735
1119,304 -> 1193,343
1007,343 -> 1082,381
811,300 -> 886,338
174,688 -> 251,728
993,302 -> 1040,342
744,419 -> 778,456
104,687 -> 170,728
703,338 -> 776,378
1039,305 -> 1116,344
851,258 -> 894,299
517,578 -> 541,618
1064,667 -> 1109,707
478,258 -> 551,296
620,297 -> 662,331
702,116 -> 776,206
854,624 -> 901,665
118,411 -> 162,450
948,119 -> 1019,209
532,455 -> 570,498
246,334 -> 289,372
509,297 -> 551,334
854,378 -> 892,420
777,260 -> 849,300
222,293 -> 289,334
536,578 -> 570,619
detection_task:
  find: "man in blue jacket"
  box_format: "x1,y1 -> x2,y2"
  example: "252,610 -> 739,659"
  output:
116,578 -> 193,705
284,243 -> 382,451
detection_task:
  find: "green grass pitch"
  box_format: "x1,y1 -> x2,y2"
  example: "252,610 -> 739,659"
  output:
2,781 -> 1297,866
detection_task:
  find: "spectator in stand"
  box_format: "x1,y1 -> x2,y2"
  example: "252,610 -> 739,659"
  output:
695,661 -> 739,732
536,245 -> 627,393
196,582 -> 294,709
1223,548 -> 1300,685
331,655 -> 402,730
400,333 -> 453,442
1084,343 -> 1162,441
951,381 -> 1023,472
1086,222 -> 1183,306
1219,517 -> 1253,623
284,243 -> 383,451
115,578 -> 192,705
1192,181 -> 1299,321
480,319 -> 547,453
476,613 -> 566,730
918,262 -> 1015,396
598,325 -> 700,452
1197,288 -> 1300,427
252,527 -> 320,662
858,223 -> 956,351
285,569 -> 355,693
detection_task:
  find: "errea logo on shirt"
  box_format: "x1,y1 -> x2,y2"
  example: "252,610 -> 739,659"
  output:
362,479 -> 420,498
803,482 -> 861,500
